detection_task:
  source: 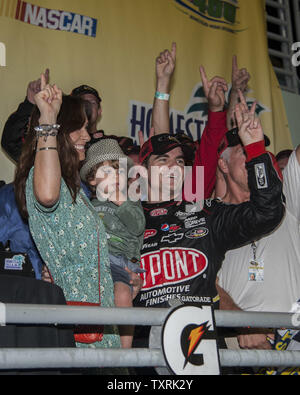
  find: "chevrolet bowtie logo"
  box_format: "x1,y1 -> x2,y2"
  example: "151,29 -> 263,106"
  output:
161,232 -> 184,244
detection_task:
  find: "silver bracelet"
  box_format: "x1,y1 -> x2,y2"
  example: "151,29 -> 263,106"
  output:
34,124 -> 61,142
36,147 -> 58,153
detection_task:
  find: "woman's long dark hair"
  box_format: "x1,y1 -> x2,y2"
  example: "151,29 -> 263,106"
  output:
15,95 -> 88,219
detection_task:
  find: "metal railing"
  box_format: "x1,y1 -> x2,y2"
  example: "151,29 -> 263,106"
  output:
0,304 -> 300,372
0,304 -> 299,328
266,0 -> 300,93
290,0 -> 300,42
1,348 -> 300,370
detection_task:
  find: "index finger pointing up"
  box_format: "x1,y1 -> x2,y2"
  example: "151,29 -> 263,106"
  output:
171,42 -> 176,59
44,68 -> 50,84
199,65 -> 208,87
250,101 -> 257,115
40,73 -> 47,91
232,55 -> 238,73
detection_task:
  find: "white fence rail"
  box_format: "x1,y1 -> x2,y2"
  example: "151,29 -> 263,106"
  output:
0,304 -> 299,329
1,348 -> 300,370
0,304 -> 300,372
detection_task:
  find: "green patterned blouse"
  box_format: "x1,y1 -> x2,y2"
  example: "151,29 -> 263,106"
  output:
26,168 -> 120,349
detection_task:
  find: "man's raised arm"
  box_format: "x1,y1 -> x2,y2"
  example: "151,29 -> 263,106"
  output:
151,43 -> 176,134
191,66 -> 228,199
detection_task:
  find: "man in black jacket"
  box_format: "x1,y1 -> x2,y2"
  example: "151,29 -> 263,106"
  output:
135,125 -> 284,311
131,93 -> 284,381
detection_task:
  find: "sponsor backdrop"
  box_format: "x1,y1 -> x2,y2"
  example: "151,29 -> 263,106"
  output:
0,0 -> 293,182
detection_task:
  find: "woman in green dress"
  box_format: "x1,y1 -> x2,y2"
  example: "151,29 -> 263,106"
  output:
14,75 -> 121,352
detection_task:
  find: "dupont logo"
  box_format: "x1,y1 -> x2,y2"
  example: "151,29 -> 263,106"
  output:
141,247 -> 208,290
0,0 -> 98,37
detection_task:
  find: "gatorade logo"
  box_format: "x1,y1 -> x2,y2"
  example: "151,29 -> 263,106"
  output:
162,305 -> 220,375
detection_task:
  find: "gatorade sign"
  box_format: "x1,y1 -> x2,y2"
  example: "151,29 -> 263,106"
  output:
162,304 -> 220,375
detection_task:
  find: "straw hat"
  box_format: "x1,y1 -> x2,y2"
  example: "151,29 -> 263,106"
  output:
80,139 -> 134,182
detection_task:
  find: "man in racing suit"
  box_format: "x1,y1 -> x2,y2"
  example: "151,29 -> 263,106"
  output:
133,46 -> 284,357
135,130 -> 284,310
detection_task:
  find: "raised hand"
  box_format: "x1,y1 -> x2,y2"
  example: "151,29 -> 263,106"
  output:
34,73 -> 62,124
231,55 -> 250,94
235,90 -> 264,146
27,68 -> 50,104
156,42 -> 176,83
152,44 -> 176,135
200,65 -> 228,112
227,57 -> 250,128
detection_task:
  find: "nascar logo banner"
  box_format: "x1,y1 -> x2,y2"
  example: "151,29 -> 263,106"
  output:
0,0 -> 293,182
16,0 -> 97,37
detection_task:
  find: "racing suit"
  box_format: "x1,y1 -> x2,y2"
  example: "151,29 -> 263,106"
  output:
134,141 -> 284,314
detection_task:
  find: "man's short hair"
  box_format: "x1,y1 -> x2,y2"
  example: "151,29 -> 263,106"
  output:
71,85 -> 102,105
276,149 -> 293,162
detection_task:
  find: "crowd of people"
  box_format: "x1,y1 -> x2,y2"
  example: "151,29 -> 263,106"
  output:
0,42 -> 299,375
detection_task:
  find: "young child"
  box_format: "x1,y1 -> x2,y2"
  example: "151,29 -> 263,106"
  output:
80,138 -> 146,348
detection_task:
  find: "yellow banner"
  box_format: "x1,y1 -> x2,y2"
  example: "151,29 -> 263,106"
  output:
0,0 -> 293,182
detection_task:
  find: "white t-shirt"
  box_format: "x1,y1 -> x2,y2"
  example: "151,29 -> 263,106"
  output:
218,150 -> 300,313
